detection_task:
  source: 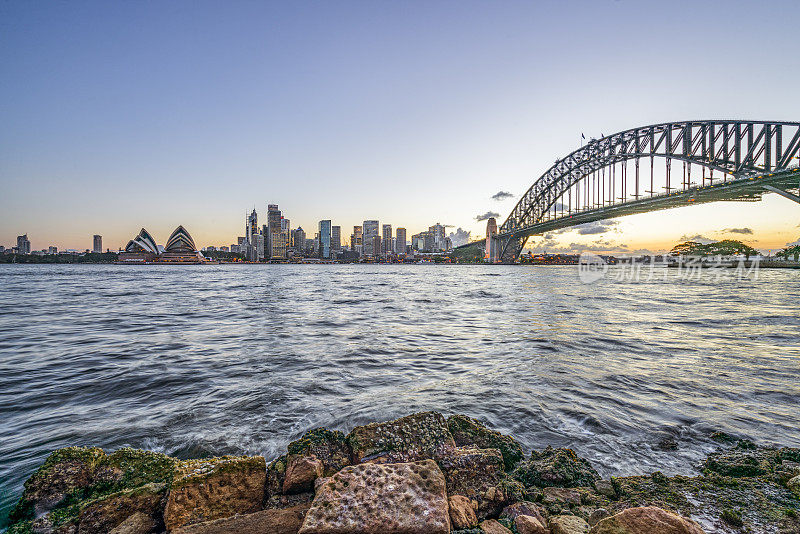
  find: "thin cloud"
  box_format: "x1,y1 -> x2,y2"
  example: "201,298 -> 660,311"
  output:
576,220 -> 620,235
491,191 -> 514,201
722,227 -> 753,235
678,234 -> 714,244
475,211 -> 500,222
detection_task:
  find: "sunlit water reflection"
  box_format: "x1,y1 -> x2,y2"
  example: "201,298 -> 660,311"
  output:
1,263 -> 798,522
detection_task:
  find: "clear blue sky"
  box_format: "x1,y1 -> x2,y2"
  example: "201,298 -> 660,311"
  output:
2,0 -> 799,252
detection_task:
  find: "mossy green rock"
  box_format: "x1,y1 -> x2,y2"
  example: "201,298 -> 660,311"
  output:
346,411 -> 456,464
76,482 -> 167,534
513,447 -> 600,489
447,415 -> 524,470
7,447 -> 175,533
286,427 -> 351,477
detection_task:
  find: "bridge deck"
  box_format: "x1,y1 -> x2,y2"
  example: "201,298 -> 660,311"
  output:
497,168 -> 800,240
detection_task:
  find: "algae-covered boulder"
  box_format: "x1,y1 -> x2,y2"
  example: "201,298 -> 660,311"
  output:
287,428 -> 351,476
702,445 -> 800,482
7,447 -> 176,534
299,459 -> 450,534
513,447 -> 600,488
447,415 -> 524,470
789,474 -> 800,497
589,506 -> 705,533
76,482 -> 167,534
163,455 -> 266,531
346,411 -> 456,464
9,447 -> 105,523
440,446 -> 521,518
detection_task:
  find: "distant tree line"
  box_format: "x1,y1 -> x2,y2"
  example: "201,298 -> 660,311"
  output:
670,239 -> 759,259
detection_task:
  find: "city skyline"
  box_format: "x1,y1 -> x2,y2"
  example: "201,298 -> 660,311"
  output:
2,1 -> 800,253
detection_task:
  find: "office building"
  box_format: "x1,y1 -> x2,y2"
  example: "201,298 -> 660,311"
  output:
395,228 -> 407,255
318,220 -> 332,259
246,209 -> 258,244
48,246 -> 58,254
293,227 -> 306,255
17,234 -> 31,255
93,235 -> 102,253
429,223 -> 446,251
267,204 -> 284,259
350,226 -> 363,256
331,225 -> 341,254
382,224 -> 392,255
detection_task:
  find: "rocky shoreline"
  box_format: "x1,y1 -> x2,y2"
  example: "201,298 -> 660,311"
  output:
5,412 -> 800,534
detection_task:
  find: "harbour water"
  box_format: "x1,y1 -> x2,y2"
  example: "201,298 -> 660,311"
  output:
1,263 -> 798,523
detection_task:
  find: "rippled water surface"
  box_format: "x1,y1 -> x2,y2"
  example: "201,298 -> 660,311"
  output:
1,263 -> 799,522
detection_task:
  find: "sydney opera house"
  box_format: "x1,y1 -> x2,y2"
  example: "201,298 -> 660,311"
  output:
118,226 -> 209,263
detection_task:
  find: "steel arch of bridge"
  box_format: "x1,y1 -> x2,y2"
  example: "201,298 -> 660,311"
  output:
497,120 -> 800,261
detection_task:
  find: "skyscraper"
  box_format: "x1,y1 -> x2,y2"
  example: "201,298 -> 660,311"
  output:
331,226 -> 341,254
318,220 -> 332,259
395,228 -> 407,255
351,226 -> 363,256
93,235 -> 102,253
293,227 -> 306,255
17,234 -> 31,254
247,209 -> 258,244
267,204 -> 284,259
363,220 -> 379,239
281,218 -> 291,255
429,223 -> 446,252
382,224 -> 392,256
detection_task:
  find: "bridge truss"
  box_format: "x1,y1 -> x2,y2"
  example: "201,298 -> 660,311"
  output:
497,120 -> 800,261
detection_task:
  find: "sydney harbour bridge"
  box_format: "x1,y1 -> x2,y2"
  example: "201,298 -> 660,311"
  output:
473,120 -> 800,262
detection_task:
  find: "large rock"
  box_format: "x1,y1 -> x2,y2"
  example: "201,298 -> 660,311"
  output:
287,428 -> 351,476
447,415 -> 525,470
171,505 -> 309,534
499,500 -> 547,525
513,447 -> 600,488
449,495 -> 478,529
589,506 -> 705,533
550,514 -> 590,534
479,519 -> 513,534
7,447 -> 176,534
440,447 -> 524,518
298,459 -> 450,534
346,412 -> 455,464
268,428 -> 352,499
283,455 -> 323,494
515,515 -> 549,534
702,449 -> 766,478
77,483 -> 167,534
164,455 -> 266,531
11,447 -> 105,519
543,487 -> 581,508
